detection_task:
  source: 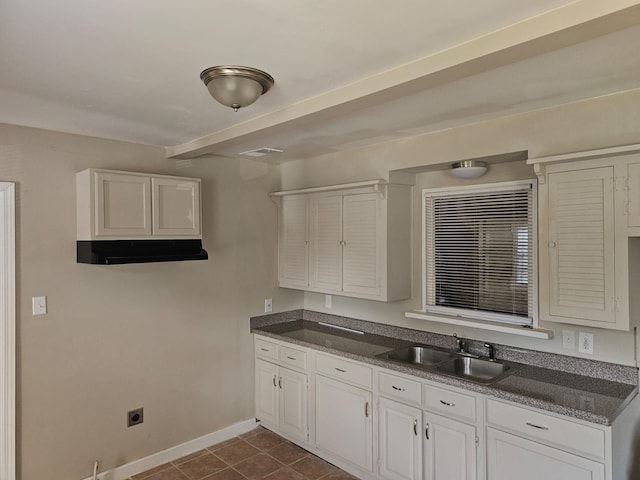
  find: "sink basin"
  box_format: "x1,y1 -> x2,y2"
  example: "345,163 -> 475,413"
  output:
379,345 -> 454,367
436,356 -> 511,383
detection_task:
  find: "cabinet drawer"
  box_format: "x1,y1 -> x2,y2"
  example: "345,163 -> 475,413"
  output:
278,345 -> 307,370
424,384 -> 476,423
255,337 -> 278,360
378,371 -> 422,406
316,354 -> 372,389
486,399 -> 606,460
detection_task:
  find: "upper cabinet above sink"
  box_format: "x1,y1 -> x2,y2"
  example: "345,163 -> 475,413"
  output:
271,180 -> 411,302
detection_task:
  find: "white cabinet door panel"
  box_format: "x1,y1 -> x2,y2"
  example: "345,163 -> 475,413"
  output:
547,167 -> 616,323
424,412 -> 476,480
279,197 -> 309,288
309,196 -> 342,292
487,428 -> 604,480
95,172 -> 151,237
315,375 -> 373,472
279,368 -> 308,443
378,397 -> 422,480
152,177 -> 200,236
342,193 -> 380,297
255,359 -> 279,429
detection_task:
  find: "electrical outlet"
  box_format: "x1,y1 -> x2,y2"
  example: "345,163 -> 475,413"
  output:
127,408 -> 144,427
562,330 -> 576,349
264,298 -> 272,313
325,295 -> 332,309
578,332 -> 594,355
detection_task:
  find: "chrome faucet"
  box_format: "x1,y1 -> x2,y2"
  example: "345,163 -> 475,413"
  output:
484,343 -> 496,361
453,333 -> 466,354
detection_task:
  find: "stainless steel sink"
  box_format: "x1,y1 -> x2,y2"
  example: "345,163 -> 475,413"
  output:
436,356 -> 511,383
378,345 -> 454,367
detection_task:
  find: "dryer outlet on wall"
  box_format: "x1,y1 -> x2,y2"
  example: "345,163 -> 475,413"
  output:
264,298 -> 273,313
127,408 -> 144,427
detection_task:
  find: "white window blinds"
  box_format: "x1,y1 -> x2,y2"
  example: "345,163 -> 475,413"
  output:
424,181 -> 535,326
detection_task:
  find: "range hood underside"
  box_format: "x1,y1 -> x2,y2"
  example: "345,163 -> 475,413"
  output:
77,239 -> 208,265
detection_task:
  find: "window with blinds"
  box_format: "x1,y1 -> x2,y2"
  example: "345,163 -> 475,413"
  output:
423,181 -> 536,326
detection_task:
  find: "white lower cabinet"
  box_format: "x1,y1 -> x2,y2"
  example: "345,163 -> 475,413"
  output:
255,358 -> 308,443
254,335 -> 629,480
315,374 -> 374,472
487,428 -> 604,480
378,397 -> 422,480
424,411 -> 477,480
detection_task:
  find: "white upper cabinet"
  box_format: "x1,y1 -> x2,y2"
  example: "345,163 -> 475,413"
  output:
530,147 -> 637,330
151,177 -> 201,237
342,193 -> 381,297
272,181 -> 411,302
278,196 -> 309,289
547,167 -> 617,324
626,162 -> 640,228
93,171 -> 152,238
309,195 -> 343,292
76,168 -> 202,240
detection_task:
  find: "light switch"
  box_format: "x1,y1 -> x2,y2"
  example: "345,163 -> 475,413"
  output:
32,296 -> 47,315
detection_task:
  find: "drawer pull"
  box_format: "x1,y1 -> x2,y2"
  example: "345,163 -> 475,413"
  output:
392,385 -> 405,392
286,356 -> 296,360
413,419 -> 418,436
260,348 -> 270,352
335,367 -> 347,373
439,400 -> 455,407
526,421 -> 549,431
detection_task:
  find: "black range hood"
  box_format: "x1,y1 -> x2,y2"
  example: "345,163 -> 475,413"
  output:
77,239 -> 208,265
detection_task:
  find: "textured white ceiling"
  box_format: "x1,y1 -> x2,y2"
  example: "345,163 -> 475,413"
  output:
1,0 -> 639,160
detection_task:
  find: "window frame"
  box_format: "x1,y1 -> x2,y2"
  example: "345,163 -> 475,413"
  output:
421,179 -> 539,328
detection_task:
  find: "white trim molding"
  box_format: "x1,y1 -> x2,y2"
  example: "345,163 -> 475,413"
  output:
0,182 -> 15,480
81,418 -> 258,480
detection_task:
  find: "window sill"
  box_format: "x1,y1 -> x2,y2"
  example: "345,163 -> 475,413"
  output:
404,311 -> 554,339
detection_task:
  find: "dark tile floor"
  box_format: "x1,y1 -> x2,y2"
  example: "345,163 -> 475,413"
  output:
129,427 -> 358,480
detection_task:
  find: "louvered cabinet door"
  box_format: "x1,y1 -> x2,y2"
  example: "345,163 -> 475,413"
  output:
278,196 -> 309,288
342,193 -> 381,297
309,196 -> 343,292
546,167 -> 616,324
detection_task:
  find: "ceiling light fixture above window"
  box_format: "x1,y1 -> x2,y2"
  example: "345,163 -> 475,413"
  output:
450,160 -> 488,179
200,65 -> 274,112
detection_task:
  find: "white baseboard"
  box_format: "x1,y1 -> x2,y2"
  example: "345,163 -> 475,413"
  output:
82,418 -> 259,480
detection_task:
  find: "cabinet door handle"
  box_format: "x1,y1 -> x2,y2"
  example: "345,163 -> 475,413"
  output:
439,400 -> 455,407
278,377 -> 282,389
425,423 -> 430,440
392,385 -> 405,392
335,367 -> 347,373
526,421 -> 549,431
548,241 -> 557,248
413,419 -> 418,436
272,375 -> 277,387
365,402 -> 369,418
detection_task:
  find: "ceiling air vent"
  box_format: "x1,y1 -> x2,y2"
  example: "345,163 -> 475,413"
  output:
239,147 -> 283,157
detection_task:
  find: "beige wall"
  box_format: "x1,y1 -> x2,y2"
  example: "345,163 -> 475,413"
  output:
280,89 -> 640,367
0,124 -> 302,480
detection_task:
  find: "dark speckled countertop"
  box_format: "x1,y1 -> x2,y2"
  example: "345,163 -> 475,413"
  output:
251,312 -> 638,426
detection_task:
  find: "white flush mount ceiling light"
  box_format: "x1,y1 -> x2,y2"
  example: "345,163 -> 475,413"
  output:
450,160 -> 488,179
200,66 -> 274,112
